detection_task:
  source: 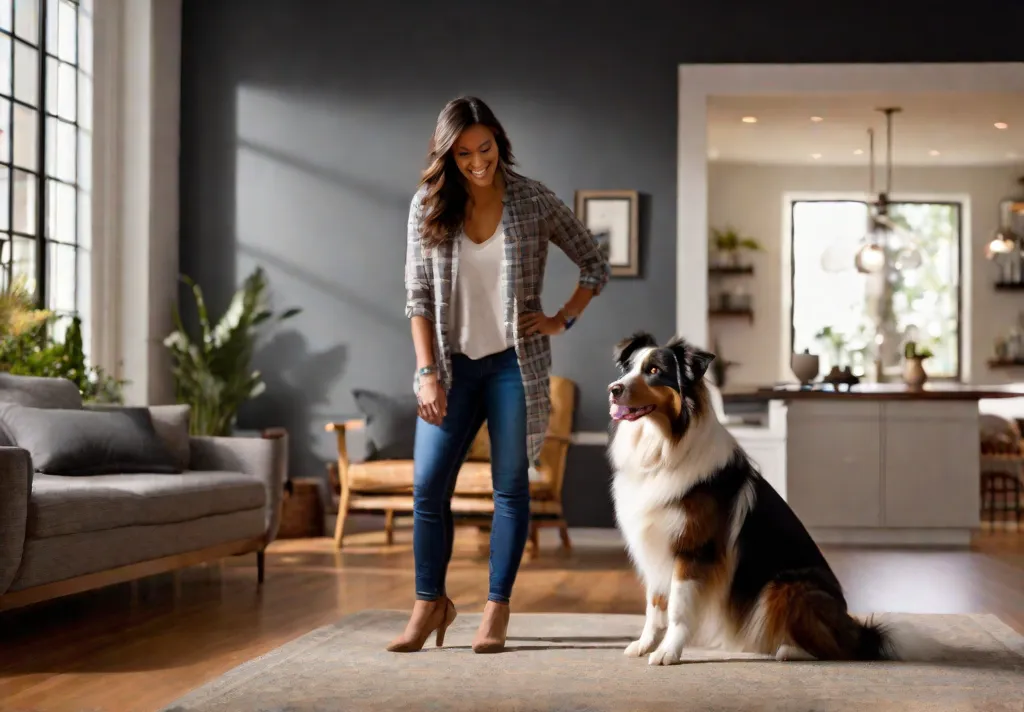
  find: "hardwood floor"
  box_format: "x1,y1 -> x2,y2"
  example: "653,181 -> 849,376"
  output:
1,520 -> 1022,712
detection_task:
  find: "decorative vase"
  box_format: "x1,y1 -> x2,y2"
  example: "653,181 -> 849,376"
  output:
790,349 -> 820,385
902,357 -> 928,389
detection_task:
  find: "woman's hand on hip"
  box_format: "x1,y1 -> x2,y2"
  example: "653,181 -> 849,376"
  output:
416,376 -> 447,425
519,311 -> 563,336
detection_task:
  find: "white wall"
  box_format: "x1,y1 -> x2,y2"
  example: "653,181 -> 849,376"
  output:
92,0 -> 181,404
708,161 -> 1022,386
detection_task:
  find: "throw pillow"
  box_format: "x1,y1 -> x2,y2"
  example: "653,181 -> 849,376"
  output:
87,403 -> 192,471
351,389 -> 419,461
0,403 -> 182,476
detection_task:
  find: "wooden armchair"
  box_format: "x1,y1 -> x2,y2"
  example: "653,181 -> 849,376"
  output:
326,375 -> 577,556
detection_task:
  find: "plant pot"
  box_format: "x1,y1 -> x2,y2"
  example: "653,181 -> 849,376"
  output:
902,357 -> 928,389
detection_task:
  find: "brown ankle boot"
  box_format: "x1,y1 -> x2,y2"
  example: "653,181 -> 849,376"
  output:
472,600 -> 510,654
386,597 -> 457,653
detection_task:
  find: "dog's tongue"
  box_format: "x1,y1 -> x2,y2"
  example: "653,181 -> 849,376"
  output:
610,404 -> 631,420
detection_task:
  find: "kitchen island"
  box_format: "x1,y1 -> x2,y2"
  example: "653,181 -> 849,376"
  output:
720,383 -> 1024,547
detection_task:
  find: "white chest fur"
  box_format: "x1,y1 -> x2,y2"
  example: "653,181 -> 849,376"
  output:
608,416 -> 738,590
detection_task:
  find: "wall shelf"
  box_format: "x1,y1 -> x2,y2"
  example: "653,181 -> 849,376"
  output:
709,266 -> 754,276
710,308 -> 754,322
988,359 -> 1024,369
994,282 -> 1024,291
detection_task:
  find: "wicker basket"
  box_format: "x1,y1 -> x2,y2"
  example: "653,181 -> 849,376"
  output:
278,477 -> 325,539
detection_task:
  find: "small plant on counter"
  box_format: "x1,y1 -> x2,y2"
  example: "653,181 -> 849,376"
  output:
903,341 -> 933,361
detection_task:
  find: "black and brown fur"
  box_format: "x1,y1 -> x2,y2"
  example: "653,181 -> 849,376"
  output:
608,332 -> 919,664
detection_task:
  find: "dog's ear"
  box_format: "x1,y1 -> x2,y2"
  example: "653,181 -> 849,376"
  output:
689,348 -> 716,383
666,336 -> 716,384
613,331 -> 657,372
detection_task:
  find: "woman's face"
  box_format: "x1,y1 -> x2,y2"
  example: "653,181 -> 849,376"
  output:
453,123 -> 498,189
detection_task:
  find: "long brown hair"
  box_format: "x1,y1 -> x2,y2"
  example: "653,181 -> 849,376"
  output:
417,96 -> 515,249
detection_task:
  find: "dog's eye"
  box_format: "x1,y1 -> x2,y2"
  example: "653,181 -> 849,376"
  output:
647,365 -> 660,375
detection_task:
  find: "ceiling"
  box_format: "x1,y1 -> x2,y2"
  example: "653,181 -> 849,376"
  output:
707,92 -> 1024,167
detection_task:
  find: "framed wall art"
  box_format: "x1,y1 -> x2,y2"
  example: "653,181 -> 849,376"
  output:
574,189 -> 639,277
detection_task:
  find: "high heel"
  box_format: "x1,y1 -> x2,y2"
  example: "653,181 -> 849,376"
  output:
472,600 -> 510,654
386,597 -> 457,653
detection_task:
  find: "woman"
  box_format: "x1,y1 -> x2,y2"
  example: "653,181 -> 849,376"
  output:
388,96 -> 610,654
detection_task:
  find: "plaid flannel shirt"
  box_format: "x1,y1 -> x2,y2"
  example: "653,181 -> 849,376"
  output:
404,167 -> 611,465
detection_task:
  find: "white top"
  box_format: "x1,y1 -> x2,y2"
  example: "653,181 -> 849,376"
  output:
450,224 -> 509,360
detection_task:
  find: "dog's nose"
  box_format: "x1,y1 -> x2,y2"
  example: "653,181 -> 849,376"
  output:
608,382 -> 624,398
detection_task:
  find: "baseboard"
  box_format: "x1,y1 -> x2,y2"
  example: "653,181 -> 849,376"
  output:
807,527 -> 974,548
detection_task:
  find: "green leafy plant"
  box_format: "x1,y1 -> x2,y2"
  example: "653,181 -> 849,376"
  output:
0,277 -> 125,403
164,266 -> 301,436
710,227 -> 763,253
903,340 -> 933,360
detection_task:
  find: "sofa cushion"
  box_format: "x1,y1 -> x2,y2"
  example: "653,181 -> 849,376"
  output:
352,389 -> 418,461
87,403 -> 192,471
0,373 -> 84,446
28,471 -> 267,539
0,373 -> 83,409
0,403 -> 181,476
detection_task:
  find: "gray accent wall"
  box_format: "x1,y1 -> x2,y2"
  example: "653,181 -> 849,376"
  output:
179,0 -> 1020,526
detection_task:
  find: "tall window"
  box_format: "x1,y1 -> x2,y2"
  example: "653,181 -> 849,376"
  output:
0,0 -> 92,350
790,199 -> 962,380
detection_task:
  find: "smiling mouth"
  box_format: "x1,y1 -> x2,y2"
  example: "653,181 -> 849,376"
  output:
471,166 -> 489,178
610,404 -> 656,421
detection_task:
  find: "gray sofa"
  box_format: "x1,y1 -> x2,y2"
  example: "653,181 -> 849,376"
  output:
0,373 -> 287,612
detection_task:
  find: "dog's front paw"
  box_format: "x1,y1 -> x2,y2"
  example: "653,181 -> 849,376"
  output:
647,626 -> 686,666
624,635 -> 658,657
648,645 -> 682,666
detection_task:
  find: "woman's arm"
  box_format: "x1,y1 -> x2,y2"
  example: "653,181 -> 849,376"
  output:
404,191 -> 435,324
541,188 -> 611,321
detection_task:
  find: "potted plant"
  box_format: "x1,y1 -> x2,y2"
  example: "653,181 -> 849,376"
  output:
710,227 -> 763,268
0,276 -> 126,402
902,341 -> 933,389
164,266 -> 301,436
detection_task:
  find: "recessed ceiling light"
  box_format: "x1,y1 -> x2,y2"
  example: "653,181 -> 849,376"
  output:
929,150 -> 940,156
741,116 -> 758,124
995,122 -> 1009,130
810,116 -> 823,122
810,153 -> 822,159
853,149 -> 864,155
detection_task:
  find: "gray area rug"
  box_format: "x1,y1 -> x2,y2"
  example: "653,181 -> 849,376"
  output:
163,610 -> 1024,712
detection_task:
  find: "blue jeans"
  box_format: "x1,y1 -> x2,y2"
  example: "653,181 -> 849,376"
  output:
412,347 -> 531,604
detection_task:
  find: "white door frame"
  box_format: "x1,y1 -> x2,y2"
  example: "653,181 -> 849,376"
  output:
676,62 -> 1024,362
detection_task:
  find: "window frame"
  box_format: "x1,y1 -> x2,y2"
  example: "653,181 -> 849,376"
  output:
788,197 -> 964,382
0,0 -> 88,329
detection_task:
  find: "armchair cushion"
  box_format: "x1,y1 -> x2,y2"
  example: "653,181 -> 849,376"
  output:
0,403 -> 181,476
352,389 -> 418,461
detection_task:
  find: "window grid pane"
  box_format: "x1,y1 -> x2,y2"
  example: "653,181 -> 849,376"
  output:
790,200 -> 962,380
3,0 -> 90,356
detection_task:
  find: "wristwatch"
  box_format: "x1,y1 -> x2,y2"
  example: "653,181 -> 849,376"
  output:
558,309 -> 577,332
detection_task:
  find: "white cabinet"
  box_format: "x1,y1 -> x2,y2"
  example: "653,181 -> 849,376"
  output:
785,402 -> 882,528
781,398 -> 980,547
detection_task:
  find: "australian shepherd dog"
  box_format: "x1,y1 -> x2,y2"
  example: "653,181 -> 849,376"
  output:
606,332 -> 932,666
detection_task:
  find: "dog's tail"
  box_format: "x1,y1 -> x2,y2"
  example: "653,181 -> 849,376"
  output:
855,615 -> 944,662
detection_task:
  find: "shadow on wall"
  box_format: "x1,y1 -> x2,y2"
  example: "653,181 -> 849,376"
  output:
237,329 -> 348,480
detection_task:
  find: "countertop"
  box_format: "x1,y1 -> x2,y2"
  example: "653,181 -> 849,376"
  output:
720,382 -> 1024,402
